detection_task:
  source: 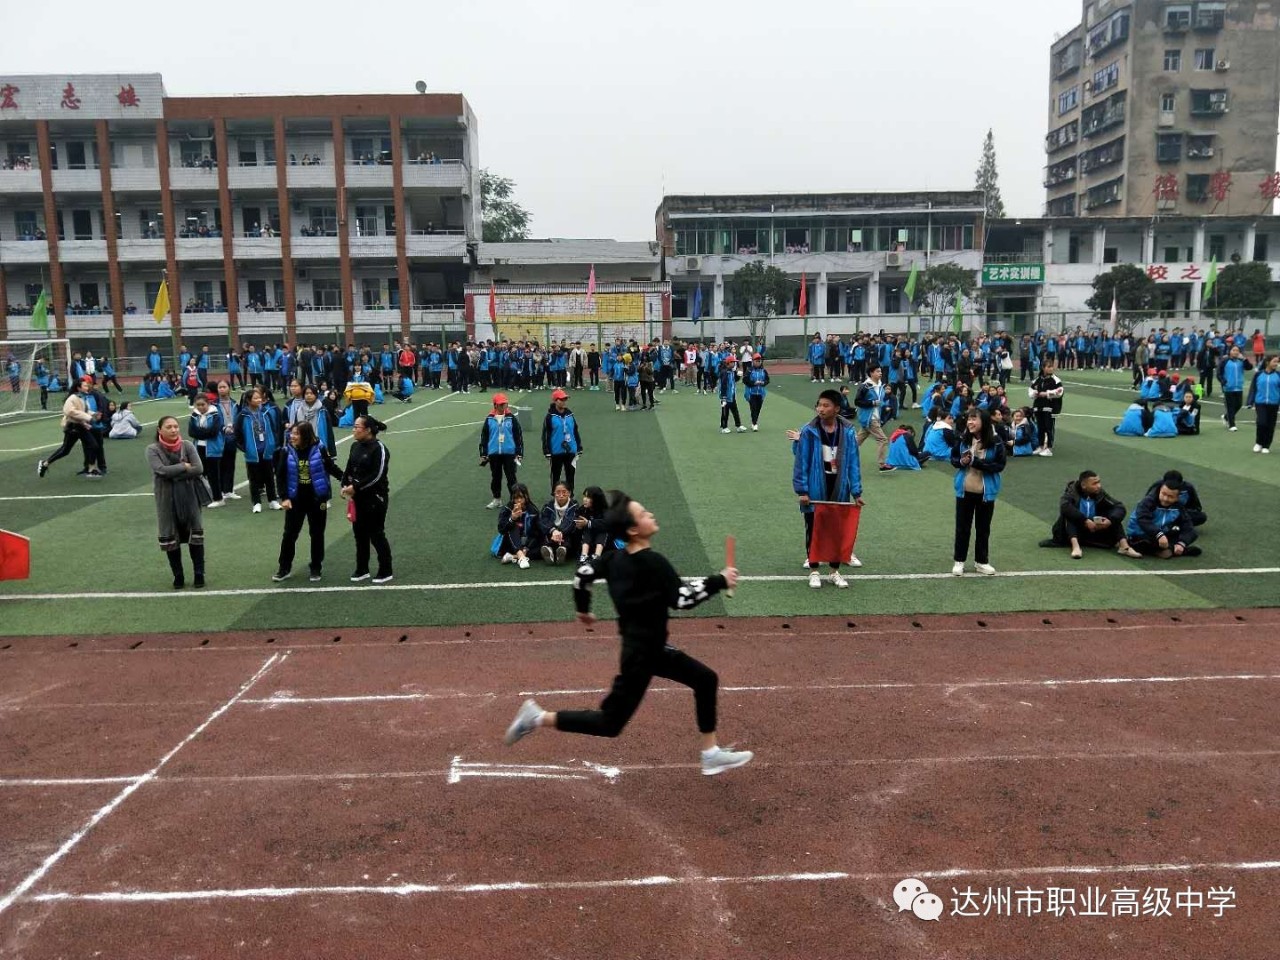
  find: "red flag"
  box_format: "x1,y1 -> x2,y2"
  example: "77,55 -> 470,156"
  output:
488,282 -> 497,323
0,530 -> 31,581
586,265 -> 596,307
798,272 -> 807,318
806,502 -> 860,566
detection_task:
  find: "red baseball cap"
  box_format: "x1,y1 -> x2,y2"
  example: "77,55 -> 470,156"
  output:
723,355 -> 737,364
492,392 -> 509,405
551,389 -> 568,400
752,353 -> 762,361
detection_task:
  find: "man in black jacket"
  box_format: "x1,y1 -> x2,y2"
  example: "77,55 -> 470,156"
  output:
1144,469 -> 1207,526
1041,470 -> 1142,559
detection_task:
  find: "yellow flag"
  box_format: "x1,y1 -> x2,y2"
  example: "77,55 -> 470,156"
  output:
152,277 -> 170,323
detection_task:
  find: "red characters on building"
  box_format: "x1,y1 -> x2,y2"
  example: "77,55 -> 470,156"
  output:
0,84 -> 19,110
1153,173 -> 1179,201
1180,264 -> 1202,281
1208,171 -> 1232,203
60,82 -> 81,110
1260,172 -> 1280,202
117,84 -> 140,108
1146,264 -> 1169,281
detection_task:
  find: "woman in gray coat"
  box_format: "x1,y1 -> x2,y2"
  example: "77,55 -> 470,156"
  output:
147,415 -> 211,588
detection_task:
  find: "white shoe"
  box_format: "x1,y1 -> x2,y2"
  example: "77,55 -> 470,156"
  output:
848,554 -> 862,567
737,426 -> 747,433
485,498 -> 502,509
1229,426 -> 1238,432
1039,448 -> 1053,457
225,491 -> 243,500
809,570 -> 822,589
951,561 -> 965,576
252,503 -> 262,514
504,698 -> 543,745
207,499 -> 226,509
721,428 -> 730,434
829,571 -> 849,589
501,552 -> 515,564
517,556 -> 530,569
269,500 -> 283,510
975,562 -> 997,576
1255,444 -> 1263,453
751,424 -> 758,431
1263,448 -> 1271,454
701,746 -> 753,776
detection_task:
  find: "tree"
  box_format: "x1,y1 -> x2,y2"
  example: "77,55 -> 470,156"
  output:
974,129 -> 1005,221
916,263 -> 978,322
480,169 -> 532,242
730,261 -> 791,344
1086,264 -> 1158,333
1205,261 -> 1273,319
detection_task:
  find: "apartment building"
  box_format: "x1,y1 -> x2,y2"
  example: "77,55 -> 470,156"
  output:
1045,0 -> 1280,217
0,73 -> 479,355
657,191 -> 984,321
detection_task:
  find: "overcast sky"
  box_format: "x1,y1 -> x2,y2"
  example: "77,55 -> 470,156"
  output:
2,0 -> 1084,238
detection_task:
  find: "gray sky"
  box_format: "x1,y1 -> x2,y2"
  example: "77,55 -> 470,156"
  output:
2,0 -> 1082,238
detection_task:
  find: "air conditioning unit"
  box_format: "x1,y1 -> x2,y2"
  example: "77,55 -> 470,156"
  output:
1215,59 -> 1230,72
684,256 -> 702,272
886,252 -> 904,268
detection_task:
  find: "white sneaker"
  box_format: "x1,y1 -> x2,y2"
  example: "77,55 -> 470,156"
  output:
721,428 -> 730,434
1263,448 -> 1271,454
951,561 -> 965,576
269,500 -> 283,510
848,554 -> 863,568
829,571 -> 849,589
501,552 -> 516,564
809,570 -> 822,589
737,425 -> 747,433
225,491 -> 243,500
751,424 -> 758,431
1229,426 -> 1238,432
252,503 -> 262,514
485,498 -> 502,509
207,499 -> 226,509
1255,444 -> 1263,453
701,746 -> 753,776
504,698 -> 543,745
1039,448 -> 1053,457
975,562 -> 997,576
517,556 -> 530,569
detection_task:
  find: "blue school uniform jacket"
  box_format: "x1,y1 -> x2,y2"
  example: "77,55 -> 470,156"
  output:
792,417 -> 862,513
950,436 -> 1005,502
886,433 -> 921,470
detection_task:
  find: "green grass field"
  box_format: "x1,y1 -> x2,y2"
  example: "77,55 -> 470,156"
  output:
1,368 -> 1276,637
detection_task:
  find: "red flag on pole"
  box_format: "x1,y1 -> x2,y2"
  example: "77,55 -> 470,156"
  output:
806,502 -> 860,566
586,265 -> 596,307
798,272 -> 808,318
0,530 -> 31,581
488,282 -> 497,323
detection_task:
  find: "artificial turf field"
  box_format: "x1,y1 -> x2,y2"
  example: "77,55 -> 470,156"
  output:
0,366 -> 1276,637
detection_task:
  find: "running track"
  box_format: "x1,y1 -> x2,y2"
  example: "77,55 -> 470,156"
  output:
1,609 -> 1277,958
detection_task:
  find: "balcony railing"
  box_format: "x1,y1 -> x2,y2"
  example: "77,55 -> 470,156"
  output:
1081,104 -> 1125,137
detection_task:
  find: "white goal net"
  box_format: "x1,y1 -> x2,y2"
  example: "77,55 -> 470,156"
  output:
0,339 -> 72,419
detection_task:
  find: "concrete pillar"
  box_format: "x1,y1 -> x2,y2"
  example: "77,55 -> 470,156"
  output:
1094,225 -> 1107,266
1191,222 -> 1207,315
1143,223 -> 1155,264
868,271 -> 881,317
1244,222 -> 1258,261
816,271 -> 828,317
713,272 -> 725,318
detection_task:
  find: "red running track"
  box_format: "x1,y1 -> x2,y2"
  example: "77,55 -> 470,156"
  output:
0,608 -> 1277,959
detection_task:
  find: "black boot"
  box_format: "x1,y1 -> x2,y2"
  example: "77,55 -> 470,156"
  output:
189,544 -> 206,589
167,550 -> 185,589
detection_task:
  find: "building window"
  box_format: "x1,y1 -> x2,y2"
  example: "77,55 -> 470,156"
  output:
354,205 -> 381,237
1253,234 -> 1268,261
1157,133 -> 1183,163
1194,1 -> 1225,30
362,278 -> 383,308
1186,174 -> 1211,201
1163,246 -> 1181,262
312,279 -> 342,309
193,281 -> 214,310
1166,5 -> 1192,31
1194,48 -> 1215,69
1058,86 -> 1080,115
1161,92 -> 1177,113
1103,248 -> 1119,264
15,210 -> 40,239
307,206 -> 338,237
387,278 -> 400,308
145,282 -> 161,310
1190,89 -> 1229,114
1187,134 -> 1215,159
1164,49 -> 1182,70
273,280 -> 286,307
1208,234 -> 1226,260
1092,62 -> 1120,93
237,143 -> 257,166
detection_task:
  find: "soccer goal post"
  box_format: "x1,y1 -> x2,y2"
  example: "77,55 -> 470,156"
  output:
0,339 -> 72,418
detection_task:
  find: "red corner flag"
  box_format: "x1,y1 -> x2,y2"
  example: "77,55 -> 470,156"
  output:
0,530 -> 31,581
806,502 -> 860,566
488,282 -> 497,323
798,272 -> 808,318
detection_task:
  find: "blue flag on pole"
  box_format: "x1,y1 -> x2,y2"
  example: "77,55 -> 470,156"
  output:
692,286 -> 703,322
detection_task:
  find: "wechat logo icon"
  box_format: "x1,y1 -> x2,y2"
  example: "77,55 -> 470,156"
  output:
894,878 -> 944,921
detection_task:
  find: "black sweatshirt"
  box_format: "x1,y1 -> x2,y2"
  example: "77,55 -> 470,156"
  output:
572,548 -> 726,651
342,438 -> 390,499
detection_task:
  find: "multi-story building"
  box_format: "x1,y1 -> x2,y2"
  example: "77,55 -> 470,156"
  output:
657,191 -> 985,323
0,73 -> 479,356
1045,0 -> 1280,218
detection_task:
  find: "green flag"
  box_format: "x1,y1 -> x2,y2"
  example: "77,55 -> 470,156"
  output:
31,289 -> 48,331
1202,257 -> 1218,304
903,260 -> 919,303
952,294 -> 964,334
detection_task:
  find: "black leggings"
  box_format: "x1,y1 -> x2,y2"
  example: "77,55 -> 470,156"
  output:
197,449 -> 221,500
246,460 -> 278,505
1256,404 -> 1278,449
45,426 -> 98,469
488,456 -> 518,499
720,400 -> 741,429
219,444 -> 238,496
1035,410 -> 1056,449
954,492 -> 995,564
748,395 -> 764,425
549,454 -> 576,493
352,493 -> 392,577
1223,391 -> 1243,428
556,643 -> 718,738
279,487 -> 328,573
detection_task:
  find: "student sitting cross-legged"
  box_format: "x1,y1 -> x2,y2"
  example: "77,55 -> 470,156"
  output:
1039,470 -> 1143,559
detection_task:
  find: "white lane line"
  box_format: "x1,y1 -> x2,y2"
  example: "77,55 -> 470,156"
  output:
11,747 -> 1280,790
237,672 -> 1280,707
3,566 -> 1276,602
30,858 -> 1280,904
0,776 -> 141,787
0,652 -> 286,917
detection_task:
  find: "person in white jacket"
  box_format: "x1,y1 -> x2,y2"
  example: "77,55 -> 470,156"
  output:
109,401 -> 143,439
38,378 -> 102,478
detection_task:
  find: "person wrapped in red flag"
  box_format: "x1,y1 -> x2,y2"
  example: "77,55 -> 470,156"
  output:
792,388 -> 863,589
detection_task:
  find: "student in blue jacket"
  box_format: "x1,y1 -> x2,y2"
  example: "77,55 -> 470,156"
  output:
188,394 -> 226,506
496,482 -> 539,569
718,355 -> 745,432
236,386 -> 281,513
1246,354 -> 1279,453
792,389 -> 863,590
951,408 -> 1006,576
1217,346 -> 1253,431
539,482 -> 580,565
541,388 -> 584,493
742,353 -> 770,431
807,334 -> 827,382
1125,481 -> 1201,558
